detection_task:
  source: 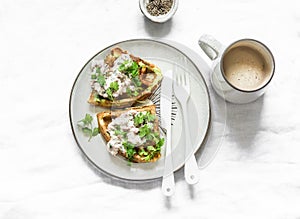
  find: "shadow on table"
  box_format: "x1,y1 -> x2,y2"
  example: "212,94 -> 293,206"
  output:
225,96 -> 264,153
143,17 -> 173,37
79,149 -> 186,192
79,149 -> 196,207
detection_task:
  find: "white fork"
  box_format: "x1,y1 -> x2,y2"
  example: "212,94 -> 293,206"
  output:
173,73 -> 200,185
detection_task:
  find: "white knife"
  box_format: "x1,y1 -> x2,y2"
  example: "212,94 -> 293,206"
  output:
160,70 -> 175,197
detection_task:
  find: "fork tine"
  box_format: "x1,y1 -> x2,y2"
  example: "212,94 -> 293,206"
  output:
176,73 -> 180,86
183,73 -> 187,85
180,73 -> 186,85
185,73 -> 190,87
180,73 -> 184,85
179,73 -> 184,86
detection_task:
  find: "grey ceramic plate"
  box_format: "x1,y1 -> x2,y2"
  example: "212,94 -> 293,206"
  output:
69,39 -> 211,182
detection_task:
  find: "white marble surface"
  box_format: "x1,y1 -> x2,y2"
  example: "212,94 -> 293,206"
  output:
1,0 -> 300,218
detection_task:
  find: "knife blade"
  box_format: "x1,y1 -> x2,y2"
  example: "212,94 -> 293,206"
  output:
160,70 -> 175,196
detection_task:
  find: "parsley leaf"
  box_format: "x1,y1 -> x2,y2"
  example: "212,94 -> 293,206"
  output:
138,148 -> 148,156
156,137 -> 165,149
105,81 -> 119,100
133,90 -> 139,96
114,128 -> 127,138
77,114 -> 99,141
79,113 -> 93,126
134,113 -> 144,126
119,60 -> 139,78
109,81 -> 119,91
123,142 -> 136,162
94,94 -> 101,102
147,145 -> 156,152
118,60 -> 129,72
145,111 -> 155,122
139,124 -> 151,138
126,87 -> 133,96
134,111 -> 156,127
132,76 -> 142,87
91,74 -> 97,80
143,138 -> 164,161
97,74 -> 106,86
126,87 -> 140,97
130,61 -> 139,77
92,127 -> 99,137
82,127 -> 92,136
96,67 -> 101,74
106,88 -> 113,100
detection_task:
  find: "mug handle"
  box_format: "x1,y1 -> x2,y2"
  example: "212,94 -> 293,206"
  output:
198,34 -> 224,60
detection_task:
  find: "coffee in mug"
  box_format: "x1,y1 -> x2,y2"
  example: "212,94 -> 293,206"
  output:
198,35 -> 275,104
222,41 -> 274,91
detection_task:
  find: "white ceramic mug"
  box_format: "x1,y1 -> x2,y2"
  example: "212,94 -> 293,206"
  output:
198,34 -> 275,104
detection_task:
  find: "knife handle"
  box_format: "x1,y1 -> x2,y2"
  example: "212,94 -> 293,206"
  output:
162,130 -> 175,196
162,172 -> 175,196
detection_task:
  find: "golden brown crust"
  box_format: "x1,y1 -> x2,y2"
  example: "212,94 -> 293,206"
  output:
88,47 -> 162,108
97,105 -> 160,163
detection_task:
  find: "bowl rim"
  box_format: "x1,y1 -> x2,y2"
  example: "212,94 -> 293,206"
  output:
139,0 -> 179,23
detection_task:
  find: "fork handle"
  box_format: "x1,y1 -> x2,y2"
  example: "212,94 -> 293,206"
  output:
184,152 -> 199,185
182,102 -> 200,185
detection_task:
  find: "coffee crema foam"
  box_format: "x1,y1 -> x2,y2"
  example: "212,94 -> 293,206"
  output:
223,46 -> 269,91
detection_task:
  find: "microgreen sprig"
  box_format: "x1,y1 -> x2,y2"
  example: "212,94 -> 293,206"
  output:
77,113 -> 99,141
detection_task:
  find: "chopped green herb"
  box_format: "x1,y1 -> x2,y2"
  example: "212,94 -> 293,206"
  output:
143,137 -> 164,161
134,111 -> 155,127
109,81 -> 119,91
119,60 -> 140,78
132,76 -> 142,87
96,67 -> 101,74
147,145 -> 156,152
145,150 -> 156,161
94,94 -> 101,102
126,87 -> 140,97
134,113 -> 144,126
126,87 -> 133,96
138,148 -> 148,156
114,129 -> 127,138
106,88 -> 113,100
145,111 -> 155,122
105,82 -> 119,100
139,124 -> 151,138
118,60 -> 130,72
130,62 -> 139,77
156,137 -> 164,149
123,142 -> 136,161
145,132 -> 158,142
91,74 -> 97,80
97,74 -> 106,86
145,155 -> 151,161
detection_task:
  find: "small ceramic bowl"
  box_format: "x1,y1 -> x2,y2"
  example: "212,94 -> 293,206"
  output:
139,0 -> 179,23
